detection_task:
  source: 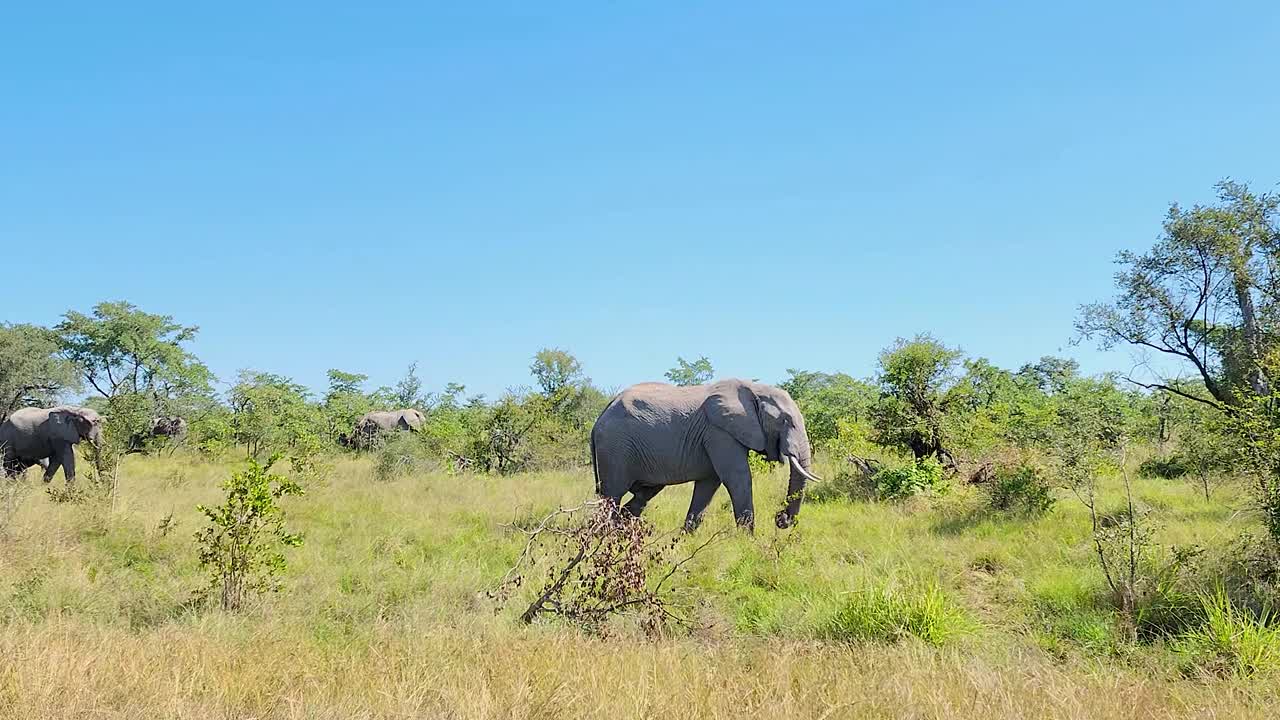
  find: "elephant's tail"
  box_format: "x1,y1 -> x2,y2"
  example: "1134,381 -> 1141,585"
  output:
590,427 -> 601,496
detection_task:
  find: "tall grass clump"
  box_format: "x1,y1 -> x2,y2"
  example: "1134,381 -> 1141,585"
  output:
1175,588 -> 1280,678
820,582 -> 972,646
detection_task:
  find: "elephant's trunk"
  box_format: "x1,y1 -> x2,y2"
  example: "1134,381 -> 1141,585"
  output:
776,429 -> 821,529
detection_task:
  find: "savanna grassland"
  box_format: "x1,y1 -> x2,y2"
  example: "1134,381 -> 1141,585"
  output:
1,449 -> 1275,720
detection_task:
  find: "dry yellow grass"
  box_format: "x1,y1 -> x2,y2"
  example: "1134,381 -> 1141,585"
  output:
0,453 -> 1275,719
1,619 -> 1273,719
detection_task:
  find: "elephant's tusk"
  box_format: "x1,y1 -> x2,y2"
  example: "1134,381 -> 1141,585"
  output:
788,455 -> 823,483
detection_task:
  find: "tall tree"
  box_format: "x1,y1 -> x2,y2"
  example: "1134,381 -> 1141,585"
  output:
1077,180 -> 1280,407
0,323 -> 79,421
665,356 -> 715,386
56,301 -> 213,405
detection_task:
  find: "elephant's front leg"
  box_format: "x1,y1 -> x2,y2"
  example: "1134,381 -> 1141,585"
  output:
42,451 -> 63,484
683,477 -> 720,532
704,431 -> 754,531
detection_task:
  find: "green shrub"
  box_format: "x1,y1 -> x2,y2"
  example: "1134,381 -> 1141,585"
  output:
821,582 -> 971,646
988,463 -> 1056,515
1138,454 -> 1190,479
194,457 -> 304,611
873,459 -> 947,500
1175,588 -> 1280,678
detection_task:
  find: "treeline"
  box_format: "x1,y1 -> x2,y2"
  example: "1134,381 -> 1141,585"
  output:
2,297 -> 1170,475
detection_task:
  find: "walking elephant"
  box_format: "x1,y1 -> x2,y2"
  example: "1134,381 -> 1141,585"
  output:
590,379 -> 821,532
340,409 -> 425,449
0,406 -> 104,485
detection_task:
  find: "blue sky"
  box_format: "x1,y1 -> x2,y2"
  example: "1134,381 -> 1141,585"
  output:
4,2 -> 1279,399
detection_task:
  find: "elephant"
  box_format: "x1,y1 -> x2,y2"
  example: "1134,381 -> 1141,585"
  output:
0,406 -> 104,485
590,379 -> 821,532
150,416 -> 188,439
340,409 -> 425,449
127,416 -> 188,453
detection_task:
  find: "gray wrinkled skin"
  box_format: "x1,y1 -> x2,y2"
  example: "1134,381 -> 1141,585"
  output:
0,406 -> 104,485
591,379 -> 820,532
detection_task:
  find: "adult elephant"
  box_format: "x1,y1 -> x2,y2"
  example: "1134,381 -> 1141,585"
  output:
0,406 -> 104,485
150,416 -> 188,440
341,409 -> 425,449
591,379 -> 821,532
128,416 -> 188,453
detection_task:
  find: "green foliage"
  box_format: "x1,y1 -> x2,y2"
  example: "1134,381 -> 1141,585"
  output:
55,300 -> 213,405
194,457 -> 304,611
0,323 -> 78,420
1175,588 -> 1280,678
370,362 -> 425,411
1139,455 -> 1191,480
664,356 -> 714,386
821,582 -> 972,646
1220,378 -> 1280,543
530,347 -> 586,397
229,371 -> 324,460
780,369 -> 876,448
1078,180 -> 1280,405
870,335 -> 965,463
872,459 -> 947,501
322,368 -> 373,442
988,463 -> 1056,515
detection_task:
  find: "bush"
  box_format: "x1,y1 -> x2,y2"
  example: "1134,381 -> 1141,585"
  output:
1138,454 -> 1190,479
821,582 -> 972,646
194,457 -> 304,611
988,463 -> 1056,515
873,459 -> 947,501
373,433 -> 435,482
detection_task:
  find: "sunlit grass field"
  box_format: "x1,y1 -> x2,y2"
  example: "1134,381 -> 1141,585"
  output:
0,452 -> 1275,719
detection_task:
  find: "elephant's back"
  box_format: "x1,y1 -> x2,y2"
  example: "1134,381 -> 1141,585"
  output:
0,408 -> 50,454
603,382 -> 702,426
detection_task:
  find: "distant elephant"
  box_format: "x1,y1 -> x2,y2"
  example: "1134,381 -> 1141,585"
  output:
341,409 -> 425,449
151,416 -> 188,439
127,416 -> 188,453
0,406 -> 104,485
591,379 -> 821,532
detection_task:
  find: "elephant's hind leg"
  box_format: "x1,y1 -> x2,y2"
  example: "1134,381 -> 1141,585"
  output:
683,477 -> 721,532
623,484 -> 664,517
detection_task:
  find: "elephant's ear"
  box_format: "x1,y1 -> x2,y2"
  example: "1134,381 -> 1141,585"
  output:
704,381 -> 766,452
47,409 -> 83,443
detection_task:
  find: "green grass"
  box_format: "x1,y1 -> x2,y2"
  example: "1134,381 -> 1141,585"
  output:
0,452 -> 1277,718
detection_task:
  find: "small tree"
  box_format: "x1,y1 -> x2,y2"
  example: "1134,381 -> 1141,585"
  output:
322,368 -> 372,442
530,348 -> 586,397
870,335 -> 965,464
229,371 -> 322,459
665,356 -> 714,386
194,457 -> 304,611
